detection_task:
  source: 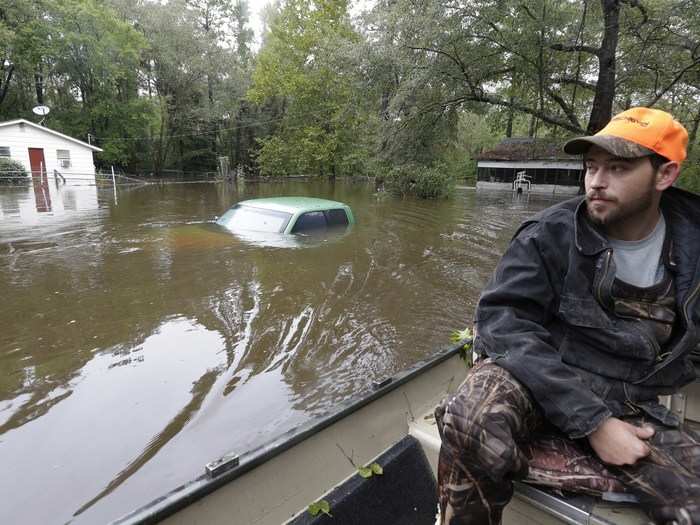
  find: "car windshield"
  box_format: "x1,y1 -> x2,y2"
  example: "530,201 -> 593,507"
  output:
216,205 -> 292,233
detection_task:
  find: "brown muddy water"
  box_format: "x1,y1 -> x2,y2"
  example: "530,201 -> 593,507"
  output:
0,179 -> 567,524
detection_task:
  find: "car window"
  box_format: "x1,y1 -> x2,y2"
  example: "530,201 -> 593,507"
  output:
216,205 -> 292,233
325,209 -> 349,227
291,211 -> 327,233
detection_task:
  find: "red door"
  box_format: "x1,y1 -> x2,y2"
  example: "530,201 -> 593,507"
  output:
28,147 -> 51,212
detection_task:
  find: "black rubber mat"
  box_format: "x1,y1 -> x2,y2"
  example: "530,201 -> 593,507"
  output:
289,435 -> 438,525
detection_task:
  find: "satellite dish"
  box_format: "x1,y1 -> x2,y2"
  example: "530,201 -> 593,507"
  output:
32,105 -> 50,116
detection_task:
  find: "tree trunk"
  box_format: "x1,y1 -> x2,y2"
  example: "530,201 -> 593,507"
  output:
535,1 -> 547,139
35,71 -> 44,105
233,121 -> 242,168
0,63 -> 14,107
528,114 -> 537,137
586,0 -> 620,134
381,90 -> 390,120
506,93 -> 514,137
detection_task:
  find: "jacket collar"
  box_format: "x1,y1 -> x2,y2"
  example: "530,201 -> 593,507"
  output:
659,188 -> 700,295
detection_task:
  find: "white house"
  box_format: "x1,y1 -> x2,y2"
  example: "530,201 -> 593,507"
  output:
0,119 -> 102,185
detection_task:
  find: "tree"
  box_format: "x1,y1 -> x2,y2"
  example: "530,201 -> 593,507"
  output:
369,0 -> 700,139
1,0 -> 152,169
248,0 -> 373,178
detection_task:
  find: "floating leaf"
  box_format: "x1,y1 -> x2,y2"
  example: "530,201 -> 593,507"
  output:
370,462 -> 383,475
358,466 -> 373,478
318,500 -> 331,516
308,502 -> 322,516
308,499 -> 332,517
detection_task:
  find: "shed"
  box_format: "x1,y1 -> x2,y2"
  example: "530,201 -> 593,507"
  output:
0,119 -> 103,184
476,137 -> 583,195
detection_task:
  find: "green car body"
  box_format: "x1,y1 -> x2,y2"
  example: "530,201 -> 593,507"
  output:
216,197 -> 355,235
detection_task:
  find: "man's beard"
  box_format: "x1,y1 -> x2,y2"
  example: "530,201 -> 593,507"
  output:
585,183 -> 655,228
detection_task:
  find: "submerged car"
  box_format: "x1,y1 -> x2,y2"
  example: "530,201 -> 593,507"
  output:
216,197 -> 355,235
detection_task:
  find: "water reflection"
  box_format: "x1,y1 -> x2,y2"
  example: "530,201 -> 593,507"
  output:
0,181 -> 567,523
0,180 -> 100,224
1,316 -> 225,523
32,170 -> 52,212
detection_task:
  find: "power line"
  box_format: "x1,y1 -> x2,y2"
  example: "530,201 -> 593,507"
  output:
91,114 -> 285,142
90,106 -> 343,142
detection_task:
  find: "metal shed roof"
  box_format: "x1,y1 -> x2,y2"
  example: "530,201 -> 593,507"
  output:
476,137 -> 577,162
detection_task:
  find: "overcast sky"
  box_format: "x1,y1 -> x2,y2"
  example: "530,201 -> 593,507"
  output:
246,0 -> 270,45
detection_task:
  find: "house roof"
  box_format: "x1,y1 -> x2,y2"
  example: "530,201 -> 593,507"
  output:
0,119 -> 103,152
476,137 -> 577,162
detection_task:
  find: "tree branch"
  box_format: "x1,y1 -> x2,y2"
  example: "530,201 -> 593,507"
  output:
417,92 -> 584,134
545,86 -> 582,130
644,57 -> 700,106
406,45 -> 472,87
550,75 -> 597,91
550,43 -> 600,57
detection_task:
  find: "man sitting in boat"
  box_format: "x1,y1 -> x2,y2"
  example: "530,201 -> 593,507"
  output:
436,107 -> 700,524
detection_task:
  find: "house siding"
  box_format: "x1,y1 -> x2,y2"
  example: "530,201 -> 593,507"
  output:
0,121 -> 100,184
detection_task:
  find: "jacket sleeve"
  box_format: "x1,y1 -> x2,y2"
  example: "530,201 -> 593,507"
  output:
474,221 -> 612,439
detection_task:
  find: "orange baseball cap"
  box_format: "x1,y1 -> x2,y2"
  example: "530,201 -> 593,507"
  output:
564,107 -> 688,163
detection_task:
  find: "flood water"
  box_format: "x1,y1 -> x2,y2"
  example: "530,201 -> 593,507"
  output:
0,179 -> 567,524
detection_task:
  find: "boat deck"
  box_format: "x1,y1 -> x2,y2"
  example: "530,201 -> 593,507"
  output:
114,351 -> 700,525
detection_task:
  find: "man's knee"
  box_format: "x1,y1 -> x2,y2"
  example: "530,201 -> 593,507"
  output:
436,362 -> 535,479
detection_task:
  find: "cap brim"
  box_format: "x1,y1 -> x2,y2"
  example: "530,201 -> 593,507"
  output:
563,135 -> 655,158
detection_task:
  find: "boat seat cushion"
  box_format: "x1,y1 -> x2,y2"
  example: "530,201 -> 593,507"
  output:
289,435 -> 437,525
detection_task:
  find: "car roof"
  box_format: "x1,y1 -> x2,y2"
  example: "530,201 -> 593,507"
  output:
236,197 -> 349,214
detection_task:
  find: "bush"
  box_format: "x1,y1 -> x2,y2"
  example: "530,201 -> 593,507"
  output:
440,154 -> 477,187
0,158 -> 29,185
383,163 -> 455,199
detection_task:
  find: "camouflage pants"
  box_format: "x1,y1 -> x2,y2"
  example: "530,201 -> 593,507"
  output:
436,360 -> 700,525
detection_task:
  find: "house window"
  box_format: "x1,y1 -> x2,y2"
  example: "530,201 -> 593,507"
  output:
57,149 -> 71,169
0,147 -> 10,158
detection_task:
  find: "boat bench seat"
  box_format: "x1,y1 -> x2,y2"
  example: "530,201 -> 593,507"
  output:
409,408 -> 649,525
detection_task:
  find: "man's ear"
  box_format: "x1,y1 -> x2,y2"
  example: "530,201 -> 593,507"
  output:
655,161 -> 680,191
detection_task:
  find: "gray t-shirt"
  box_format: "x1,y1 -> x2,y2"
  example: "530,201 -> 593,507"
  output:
608,213 -> 666,288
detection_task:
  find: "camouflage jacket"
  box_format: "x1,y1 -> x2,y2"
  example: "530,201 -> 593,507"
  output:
473,187 -> 700,439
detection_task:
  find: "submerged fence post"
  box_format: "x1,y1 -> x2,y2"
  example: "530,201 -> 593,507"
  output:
111,165 -> 118,204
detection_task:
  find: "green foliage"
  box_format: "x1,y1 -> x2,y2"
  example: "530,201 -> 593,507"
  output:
0,0 -> 152,170
3,0 -> 699,177
307,499 -> 332,517
364,0 -> 700,157
384,164 -> 455,199
248,0 -> 374,178
677,160 -> 700,195
0,158 -> 29,184
1,0 -> 256,175
450,327 -> 474,367
438,151 -> 473,186
358,462 -> 383,478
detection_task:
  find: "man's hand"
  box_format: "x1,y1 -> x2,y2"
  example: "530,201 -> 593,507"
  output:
587,417 -> 655,465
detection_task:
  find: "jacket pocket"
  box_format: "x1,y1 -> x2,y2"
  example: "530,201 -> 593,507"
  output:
557,294 -> 628,374
558,294 -> 614,329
